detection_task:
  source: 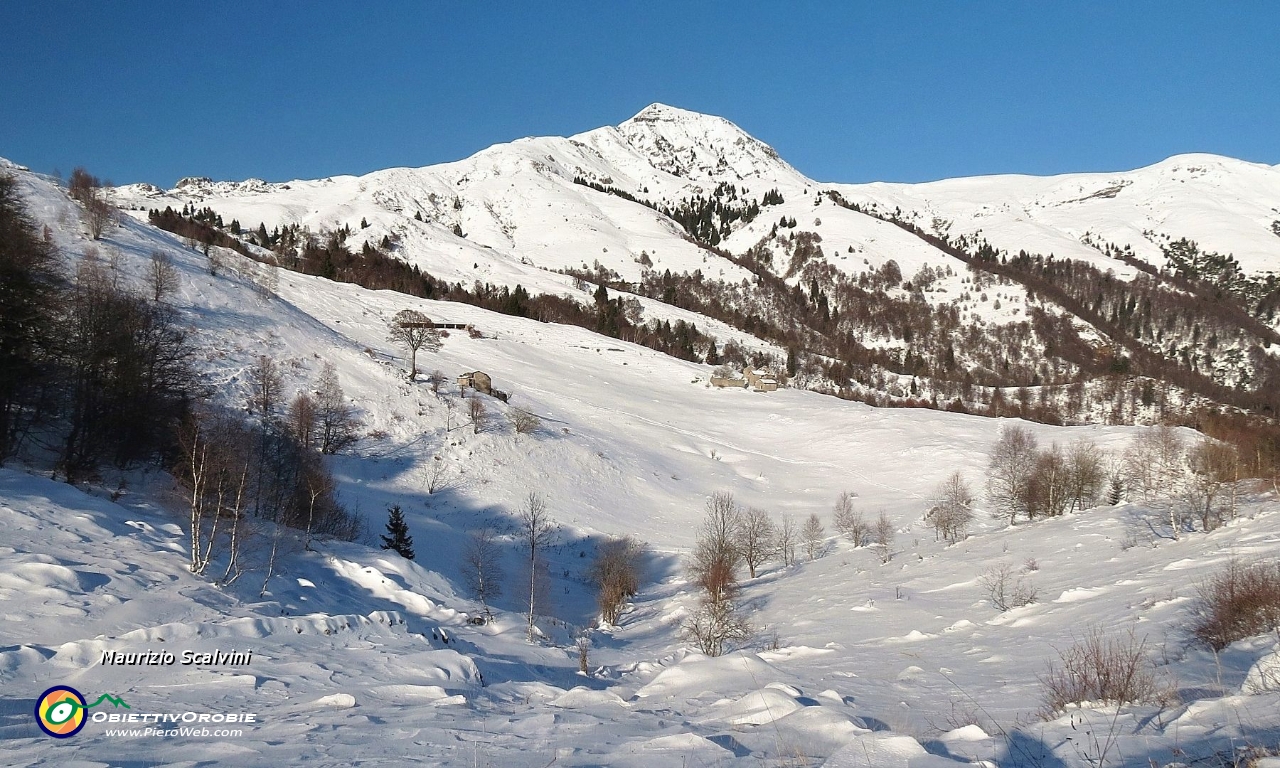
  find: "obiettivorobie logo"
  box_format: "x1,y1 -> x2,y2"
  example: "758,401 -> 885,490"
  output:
34,686 -> 130,738
35,684 -> 259,739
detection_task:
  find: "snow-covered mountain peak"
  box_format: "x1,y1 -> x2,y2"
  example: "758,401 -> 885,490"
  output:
615,103 -> 805,185
625,102 -> 718,124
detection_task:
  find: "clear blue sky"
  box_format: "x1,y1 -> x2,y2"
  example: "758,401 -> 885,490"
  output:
2,2 -> 1276,187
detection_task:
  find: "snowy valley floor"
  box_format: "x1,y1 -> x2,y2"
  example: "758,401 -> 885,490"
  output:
2,467 -> 1280,767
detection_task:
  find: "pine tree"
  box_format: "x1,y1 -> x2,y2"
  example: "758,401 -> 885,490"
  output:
380,505 -> 415,560
1107,475 -> 1125,506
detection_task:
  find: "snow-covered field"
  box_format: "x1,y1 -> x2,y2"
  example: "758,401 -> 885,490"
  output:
4,138 -> 1280,766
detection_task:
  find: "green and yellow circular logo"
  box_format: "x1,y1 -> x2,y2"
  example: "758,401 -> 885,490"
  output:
35,686 -> 87,738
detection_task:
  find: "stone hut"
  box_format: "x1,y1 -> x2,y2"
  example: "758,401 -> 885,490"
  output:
743,368 -> 780,392
457,371 -> 493,395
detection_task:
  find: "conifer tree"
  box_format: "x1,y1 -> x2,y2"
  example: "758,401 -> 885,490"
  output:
381,505 -> 415,560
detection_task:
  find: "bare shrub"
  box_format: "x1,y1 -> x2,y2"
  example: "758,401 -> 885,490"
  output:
1185,438 -> 1241,532
980,562 -> 1038,611
1038,628 -> 1159,717
589,536 -> 645,624
427,369 -> 447,395
509,407 -> 541,435
423,455 -> 452,494
1192,559 -> 1280,650
684,596 -> 751,657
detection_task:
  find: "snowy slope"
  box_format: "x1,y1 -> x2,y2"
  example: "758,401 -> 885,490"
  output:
111,108 -> 1280,299
106,107 -> 1280,398
834,153 -> 1280,277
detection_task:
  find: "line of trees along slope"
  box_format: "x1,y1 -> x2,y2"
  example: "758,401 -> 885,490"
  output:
825,191 -> 1280,416
4,173 -> 362,592
146,211 -> 720,365
1,174 -> 193,480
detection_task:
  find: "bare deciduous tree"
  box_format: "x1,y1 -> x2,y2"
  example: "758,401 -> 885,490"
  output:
248,355 -> 284,421
589,536 -> 645,624
316,362 -> 361,454
832,491 -> 870,546
1185,437 -> 1240,532
735,507 -> 777,578
85,195 -> 116,240
176,411 -> 254,576
387,309 -> 441,381
149,249 -> 179,303
427,369 -> 447,396
519,492 -> 555,641
68,167 -> 97,203
801,513 -> 825,562
1027,442 -> 1071,519
987,425 -> 1039,524
69,169 -> 117,240
873,511 -> 895,563
776,515 -> 798,566
467,395 -> 487,434
1122,426 -> 1189,537
927,471 -> 973,544
287,392 -> 318,450
461,527 -> 504,619
690,492 -> 742,602
301,454 -> 336,550
1066,439 -> 1106,513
